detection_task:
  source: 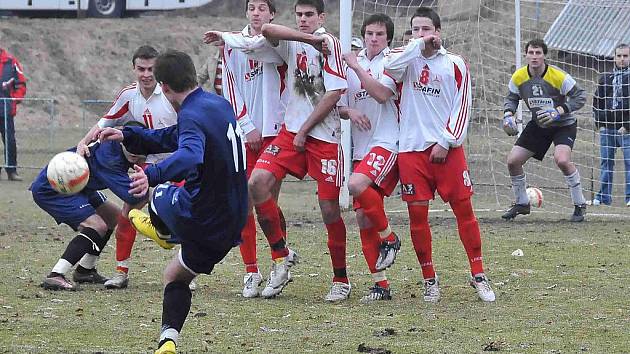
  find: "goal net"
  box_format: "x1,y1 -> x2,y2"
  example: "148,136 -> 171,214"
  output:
349,0 -> 630,217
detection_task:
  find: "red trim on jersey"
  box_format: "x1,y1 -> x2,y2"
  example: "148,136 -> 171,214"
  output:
453,70 -> 469,139
102,101 -> 130,120
454,62 -> 463,90
322,34 -> 346,80
394,81 -> 403,122
454,60 -> 471,139
278,63 -> 288,95
382,70 -> 397,82
112,83 -> 137,102
222,50 -> 248,120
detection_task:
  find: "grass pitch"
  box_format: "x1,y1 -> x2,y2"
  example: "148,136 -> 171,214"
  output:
0,174 -> 628,353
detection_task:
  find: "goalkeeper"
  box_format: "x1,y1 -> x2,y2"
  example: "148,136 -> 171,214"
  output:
501,38 -> 587,221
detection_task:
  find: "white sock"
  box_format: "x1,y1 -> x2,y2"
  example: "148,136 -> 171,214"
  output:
377,225 -> 392,239
78,254 -> 98,270
117,259 -> 130,271
565,170 -> 586,205
511,174 -> 529,205
160,328 -> 179,345
51,259 -> 73,275
371,271 -> 387,284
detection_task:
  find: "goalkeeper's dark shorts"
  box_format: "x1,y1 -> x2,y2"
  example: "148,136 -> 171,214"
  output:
515,121 -> 577,161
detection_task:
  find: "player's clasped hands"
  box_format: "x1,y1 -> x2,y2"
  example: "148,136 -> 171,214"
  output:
502,112 -> 518,136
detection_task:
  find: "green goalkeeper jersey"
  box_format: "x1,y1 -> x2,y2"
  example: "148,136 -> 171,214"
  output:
504,64 -> 586,127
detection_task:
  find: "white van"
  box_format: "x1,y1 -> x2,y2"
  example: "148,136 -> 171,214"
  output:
0,0 -> 212,18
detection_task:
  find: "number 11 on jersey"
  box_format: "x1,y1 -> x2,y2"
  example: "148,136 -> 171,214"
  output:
227,123 -> 247,172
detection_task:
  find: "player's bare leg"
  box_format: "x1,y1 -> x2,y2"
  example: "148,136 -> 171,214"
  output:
554,145 -> 587,221
503,146 -> 535,220
348,173 -> 400,271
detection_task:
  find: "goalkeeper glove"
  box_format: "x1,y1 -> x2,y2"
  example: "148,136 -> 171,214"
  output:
502,112 -> 518,136
536,107 -> 560,127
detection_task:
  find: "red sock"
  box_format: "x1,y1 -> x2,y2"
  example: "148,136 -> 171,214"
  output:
326,218 -> 348,284
239,214 -> 258,273
278,206 -> 287,239
115,214 -> 136,273
359,227 -> 389,289
450,198 -> 484,275
355,187 -> 389,234
408,203 -> 435,279
255,198 -> 287,259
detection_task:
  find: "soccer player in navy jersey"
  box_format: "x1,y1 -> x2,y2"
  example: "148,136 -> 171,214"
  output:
98,49 -> 248,354
31,140 -> 147,291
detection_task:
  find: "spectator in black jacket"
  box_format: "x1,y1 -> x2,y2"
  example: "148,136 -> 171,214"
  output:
592,43 -> 630,206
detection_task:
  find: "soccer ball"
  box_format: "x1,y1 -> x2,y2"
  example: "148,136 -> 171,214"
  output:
526,187 -> 543,208
46,151 -> 90,195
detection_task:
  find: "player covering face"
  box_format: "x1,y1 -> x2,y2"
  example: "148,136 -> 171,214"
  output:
381,6 -> 496,302
337,14 -> 402,303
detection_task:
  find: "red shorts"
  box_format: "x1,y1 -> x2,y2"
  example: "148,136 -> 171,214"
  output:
398,146 -> 473,203
246,137 -> 275,179
254,127 -> 342,200
353,146 -> 399,196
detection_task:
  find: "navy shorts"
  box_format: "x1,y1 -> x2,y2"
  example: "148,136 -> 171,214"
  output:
515,121 -> 577,161
32,187 -> 107,231
150,183 -> 234,274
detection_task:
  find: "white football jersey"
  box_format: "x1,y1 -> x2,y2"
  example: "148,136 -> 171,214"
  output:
382,39 -> 472,152
223,27 -> 347,143
98,83 -> 177,163
339,47 -> 399,161
221,26 -> 287,141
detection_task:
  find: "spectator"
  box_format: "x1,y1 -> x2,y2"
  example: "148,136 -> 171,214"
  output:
197,46 -> 223,95
351,36 -> 364,54
0,47 -> 27,181
401,29 -> 412,44
592,43 -> 630,206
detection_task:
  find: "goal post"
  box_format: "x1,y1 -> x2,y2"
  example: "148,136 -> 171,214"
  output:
346,0 -> 630,217
339,0 -> 353,209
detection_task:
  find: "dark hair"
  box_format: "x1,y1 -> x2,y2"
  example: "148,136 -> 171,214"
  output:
361,13 -> 395,46
410,6 -> 441,30
294,0 -> 324,14
246,0 -> 276,14
132,45 -> 159,66
615,43 -> 629,52
525,38 -> 548,55
154,49 -> 198,93
403,29 -> 412,36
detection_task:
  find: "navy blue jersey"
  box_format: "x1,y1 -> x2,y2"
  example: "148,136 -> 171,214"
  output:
122,88 -> 248,245
30,141 -> 143,230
